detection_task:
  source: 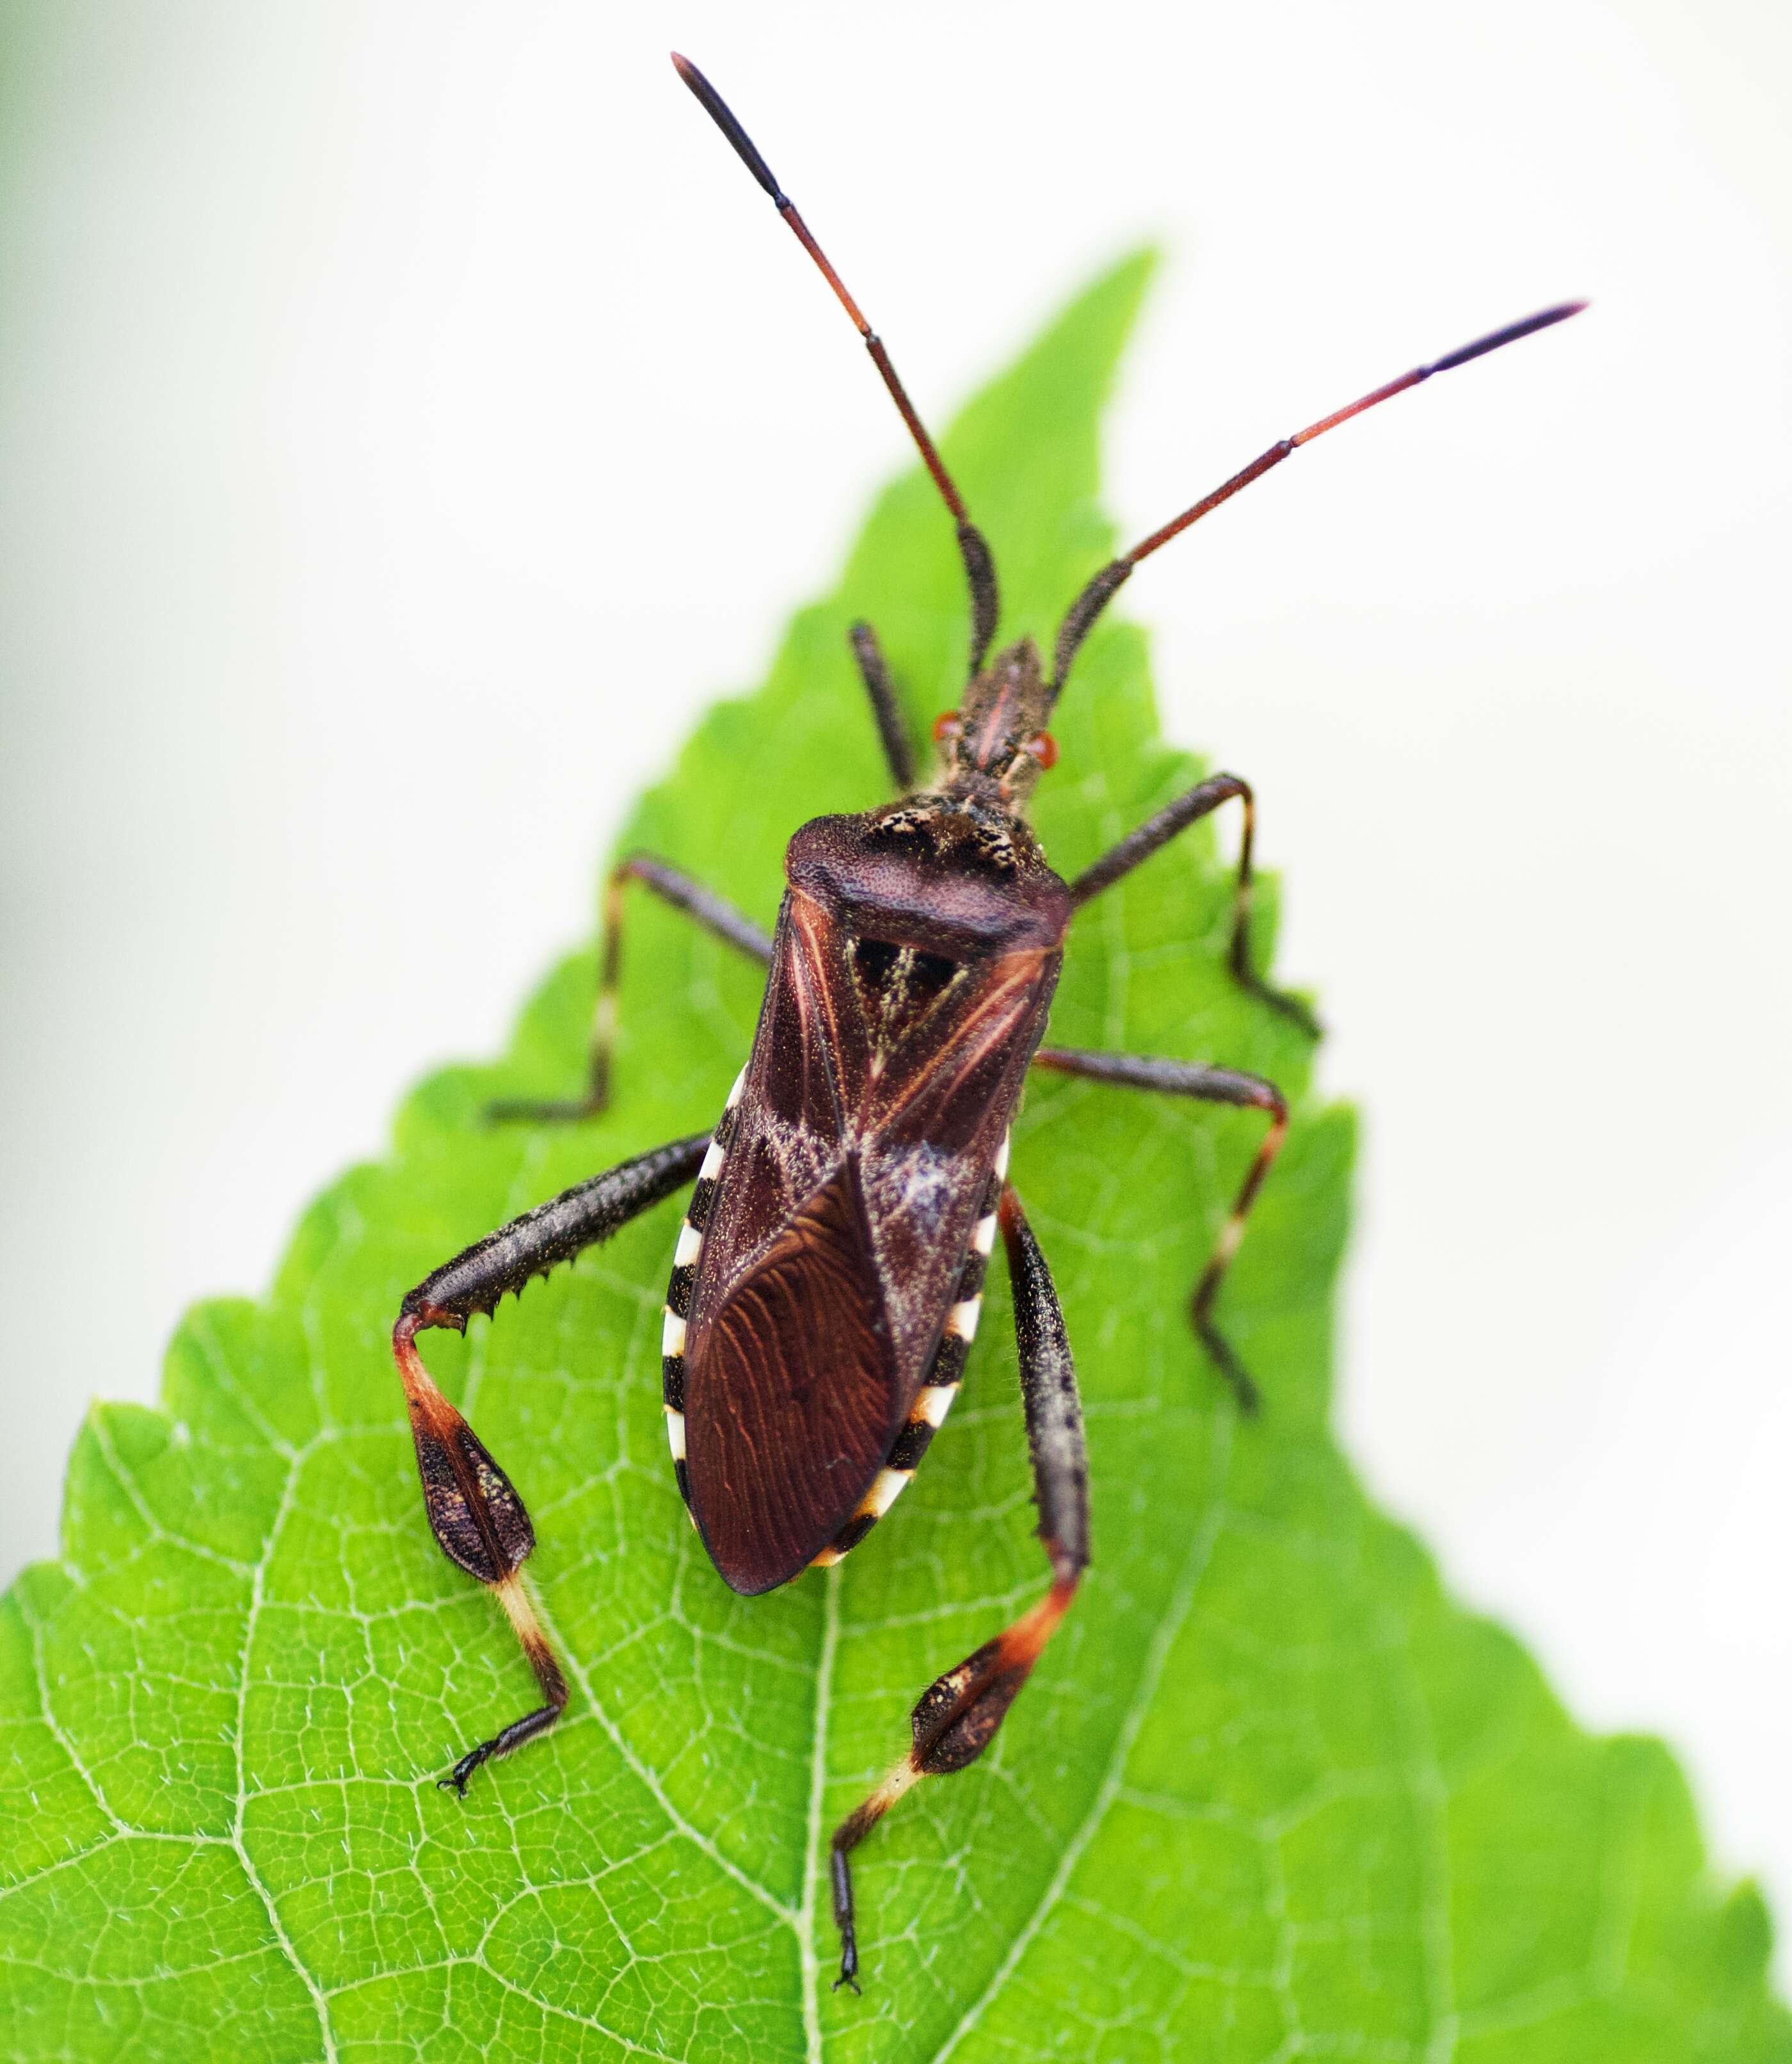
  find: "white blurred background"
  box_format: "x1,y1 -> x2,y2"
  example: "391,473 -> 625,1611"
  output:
1,0 -> 1787,1953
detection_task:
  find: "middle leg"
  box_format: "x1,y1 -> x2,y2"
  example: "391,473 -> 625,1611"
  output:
488,855 -> 772,1124
827,1181 -> 1089,1992
1030,1044 -> 1288,1415
1067,772 -> 1322,1039
848,621 -> 918,793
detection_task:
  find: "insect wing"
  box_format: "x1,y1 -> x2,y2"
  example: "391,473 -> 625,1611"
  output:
685,1156 -> 895,1594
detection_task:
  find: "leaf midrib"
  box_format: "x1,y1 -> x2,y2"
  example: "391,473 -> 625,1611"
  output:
801,1563 -> 846,2063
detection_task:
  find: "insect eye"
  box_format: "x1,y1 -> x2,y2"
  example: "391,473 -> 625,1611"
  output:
932,710 -> 962,746
1025,733 -> 1059,771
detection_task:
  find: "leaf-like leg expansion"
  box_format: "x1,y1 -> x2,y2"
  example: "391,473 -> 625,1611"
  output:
1031,1046 -> 1287,1413
488,854 -> 773,1123
393,1132 -> 710,1786
848,621 -> 917,793
1067,772 -> 1321,1039
828,1182 -> 1089,1992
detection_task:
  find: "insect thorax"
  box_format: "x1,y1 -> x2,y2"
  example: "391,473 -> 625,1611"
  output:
785,796 -> 1069,966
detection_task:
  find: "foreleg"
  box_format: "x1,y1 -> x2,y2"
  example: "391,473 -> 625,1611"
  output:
1068,772 -> 1320,1039
827,1182 -> 1089,1991
488,856 -> 772,1123
393,1131 -> 710,1788
849,621 -> 918,792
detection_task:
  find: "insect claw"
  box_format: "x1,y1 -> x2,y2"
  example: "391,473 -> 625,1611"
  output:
1231,956 -> 1324,1041
1194,1312 -> 1263,1416
441,1737 -> 497,1795
1276,998 -> 1324,1041
1268,988 -> 1324,1041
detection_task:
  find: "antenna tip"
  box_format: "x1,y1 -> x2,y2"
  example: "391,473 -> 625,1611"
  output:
1507,300 -> 1591,338
1429,298 -> 1592,376
669,51 -> 785,205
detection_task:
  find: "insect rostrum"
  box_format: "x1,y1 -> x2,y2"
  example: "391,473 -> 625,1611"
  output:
392,54 -> 1585,1993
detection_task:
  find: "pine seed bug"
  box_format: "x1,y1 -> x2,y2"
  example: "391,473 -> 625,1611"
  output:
391,52 -> 1585,1992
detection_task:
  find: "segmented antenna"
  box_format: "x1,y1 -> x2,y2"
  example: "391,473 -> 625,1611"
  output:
1048,300 -> 1588,701
673,53 -> 1000,681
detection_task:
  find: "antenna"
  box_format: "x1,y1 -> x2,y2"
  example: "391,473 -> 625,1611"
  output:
673,53 -> 1000,680
1048,300 -> 1588,701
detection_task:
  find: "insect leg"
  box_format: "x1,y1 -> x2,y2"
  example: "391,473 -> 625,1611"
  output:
1031,1046 -> 1287,1414
392,1132 -> 710,1790
488,855 -> 773,1123
828,1182 -> 1088,1993
1068,774 -> 1321,1039
847,621 -> 916,792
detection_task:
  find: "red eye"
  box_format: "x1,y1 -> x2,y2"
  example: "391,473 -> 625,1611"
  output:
1026,732 -> 1059,771
932,710 -> 962,744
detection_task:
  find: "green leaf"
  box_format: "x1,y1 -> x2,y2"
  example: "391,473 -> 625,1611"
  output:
2,253 -> 1784,2064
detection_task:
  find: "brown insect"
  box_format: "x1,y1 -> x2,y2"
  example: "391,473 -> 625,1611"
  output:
390,53 -> 1585,1990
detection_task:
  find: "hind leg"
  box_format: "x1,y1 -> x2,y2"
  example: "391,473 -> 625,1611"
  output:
827,1181 -> 1089,1991
393,1132 -> 710,1785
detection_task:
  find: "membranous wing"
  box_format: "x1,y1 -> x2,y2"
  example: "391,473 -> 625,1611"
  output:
684,1155 -> 893,1594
